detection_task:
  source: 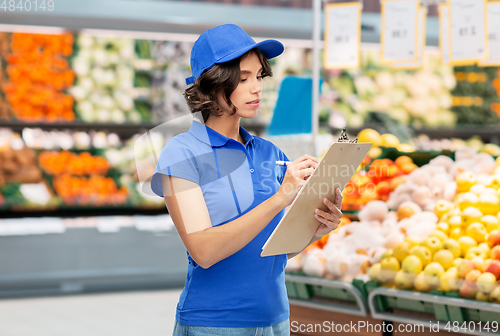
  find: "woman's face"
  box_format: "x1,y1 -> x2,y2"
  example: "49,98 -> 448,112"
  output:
219,51 -> 264,119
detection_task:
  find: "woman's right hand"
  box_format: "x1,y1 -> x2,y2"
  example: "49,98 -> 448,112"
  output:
275,154 -> 319,207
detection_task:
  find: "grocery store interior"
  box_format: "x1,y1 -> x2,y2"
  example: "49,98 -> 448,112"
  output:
1,0 -> 500,335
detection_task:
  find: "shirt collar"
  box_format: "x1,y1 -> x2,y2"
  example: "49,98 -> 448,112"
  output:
189,120 -> 254,147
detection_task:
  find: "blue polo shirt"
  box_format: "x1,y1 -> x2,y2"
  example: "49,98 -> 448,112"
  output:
151,120 -> 290,327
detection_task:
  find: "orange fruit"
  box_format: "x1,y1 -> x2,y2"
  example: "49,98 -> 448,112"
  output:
390,176 -> 407,191
357,128 -> 382,147
397,204 -> 418,220
395,156 -> 413,168
401,163 -> 418,174
376,180 -> 391,196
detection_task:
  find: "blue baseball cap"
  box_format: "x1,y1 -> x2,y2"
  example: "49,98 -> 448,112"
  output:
185,24 -> 284,85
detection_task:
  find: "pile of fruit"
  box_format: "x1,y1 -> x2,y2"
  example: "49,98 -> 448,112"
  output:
1,33 -> 75,121
357,128 -> 414,156
0,146 -> 42,185
368,156 -> 500,303
38,151 -> 109,175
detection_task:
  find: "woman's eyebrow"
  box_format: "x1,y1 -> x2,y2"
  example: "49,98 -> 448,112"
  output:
240,68 -> 264,75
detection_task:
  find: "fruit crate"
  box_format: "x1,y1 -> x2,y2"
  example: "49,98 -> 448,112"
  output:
367,284 -> 500,335
285,273 -> 369,316
375,147 -> 454,167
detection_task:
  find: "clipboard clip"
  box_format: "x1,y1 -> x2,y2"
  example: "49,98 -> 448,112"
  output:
337,128 -> 358,143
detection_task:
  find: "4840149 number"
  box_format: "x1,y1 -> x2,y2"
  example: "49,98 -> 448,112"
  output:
1,0 -> 54,11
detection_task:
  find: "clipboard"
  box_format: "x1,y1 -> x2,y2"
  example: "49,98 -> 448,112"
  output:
261,139 -> 372,257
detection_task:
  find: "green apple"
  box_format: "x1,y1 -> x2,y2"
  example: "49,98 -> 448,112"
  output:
458,236 -> 478,257
395,270 -> 414,290
429,230 -> 448,242
423,262 -> 445,289
414,272 -> 431,292
450,227 -> 465,240
466,222 -> 487,243
482,215 -> 500,233
402,255 -> 423,274
393,242 -> 412,263
466,247 -> 487,260
477,272 -> 497,294
381,257 -> 400,283
368,263 -> 382,283
461,207 -> 483,227
433,249 -> 454,270
411,246 -> 432,267
422,237 -> 443,256
443,238 -> 461,258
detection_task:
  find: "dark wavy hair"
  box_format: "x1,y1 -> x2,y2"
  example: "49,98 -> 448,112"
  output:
184,48 -> 273,123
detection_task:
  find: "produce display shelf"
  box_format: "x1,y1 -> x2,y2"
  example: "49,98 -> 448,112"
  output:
285,274 -> 369,317
367,286 -> 500,336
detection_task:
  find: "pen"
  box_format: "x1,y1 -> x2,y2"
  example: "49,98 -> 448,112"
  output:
275,160 -> 291,166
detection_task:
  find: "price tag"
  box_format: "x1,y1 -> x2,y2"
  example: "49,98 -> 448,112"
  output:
391,7 -> 426,70
324,2 -> 361,69
479,1 -> 500,67
449,0 -> 488,65
381,0 -> 419,62
439,4 -> 450,64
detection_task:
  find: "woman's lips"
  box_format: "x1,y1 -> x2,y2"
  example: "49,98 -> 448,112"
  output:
247,100 -> 260,107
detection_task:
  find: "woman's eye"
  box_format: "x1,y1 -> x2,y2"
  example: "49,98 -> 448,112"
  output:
240,78 -> 247,82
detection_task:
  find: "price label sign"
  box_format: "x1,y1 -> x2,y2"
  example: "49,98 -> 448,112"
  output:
391,7 -> 426,70
381,0 -> 419,62
324,2 -> 362,69
439,4 -> 450,64
449,0 -> 488,65
479,1 -> 500,67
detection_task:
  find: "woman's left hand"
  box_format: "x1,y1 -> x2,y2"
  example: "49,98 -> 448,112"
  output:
313,187 -> 343,238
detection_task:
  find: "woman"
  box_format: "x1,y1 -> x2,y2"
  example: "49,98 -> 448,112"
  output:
151,24 -> 343,336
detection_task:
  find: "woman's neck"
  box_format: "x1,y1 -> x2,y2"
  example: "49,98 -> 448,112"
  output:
205,114 -> 244,144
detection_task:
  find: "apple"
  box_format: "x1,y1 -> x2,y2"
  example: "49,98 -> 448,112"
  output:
433,249 -> 455,270
476,291 -> 490,302
456,192 -> 478,210
381,257 -> 400,283
448,215 -> 463,229
482,215 -> 500,233
457,259 -> 476,279
476,272 -> 497,294
411,246 -> 432,267
443,238 -> 461,258
402,255 -> 423,274
466,247 -> 487,260
434,200 -> 453,218
458,236 -> 478,257
440,267 -> 461,292
423,237 -> 443,256
466,222 -> 487,243
491,245 -> 500,260
461,207 -> 483,227
470,184 -> 487,195
404,235 -> 423,247
478,242 -> 491,256
470,256 -> 486,272
436,222 -> 450,235
368,263 -> 382,282
485,259 -> 500,279
465,269 -> 482,282
489,285 -> 500,303
395,270 -> 414,290
487,230 -> 500,248
414,272 -> 431,292
478,194 -> 500,216
380,249 -> 393,260
423,262 -> 445,289
429,230 -> 448,243
393,242 -> 412,263
453,258 -> 463,267
450,227 -> 465,240
459,281 -> 478,299
456,172 -> 477,193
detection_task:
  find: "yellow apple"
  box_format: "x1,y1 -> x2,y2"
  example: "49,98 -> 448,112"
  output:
436,222 -> 450,235
424,262 -> 445,289
461,207 -> 483,227
381,257 -> 400,283
393,242 -> 412,263
443,238 -> 461,258
402,255 -> 423,274
482,215 -> 500,233
434,200 -> 454,218
453,258 -> 463,268
457,258 -> 476,278
470,184 -> 487,195
414,272 -> 431,292
470,256 -> 486,272
466,222 -> 487,243
433,249 -> 455,270
368,263 -> 382,282
476,291 -> 490,302
411,246 -> 432,267
478,242 -> 491,256
477,272 -> 497,294
456,172 -> 477,193
458,236 -> 477,257
429,230 -> 448,242
466,247 -> 487,260
450,227 -> 465,240
404,235 -> 423,247
448,215 -> 463,229
489,176 -> 500,190
478,194 -> 500,216
422,237 -> 443,256
395,270 -> 415,290
456,192 -> 479,210
489,285 -> 500,303
380,249 -> 393,260
440,267 -> 461,292
442,208 -> 461,222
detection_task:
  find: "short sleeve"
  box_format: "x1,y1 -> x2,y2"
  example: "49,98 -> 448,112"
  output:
150,138 -> 200,197
276,147 -> 289,185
